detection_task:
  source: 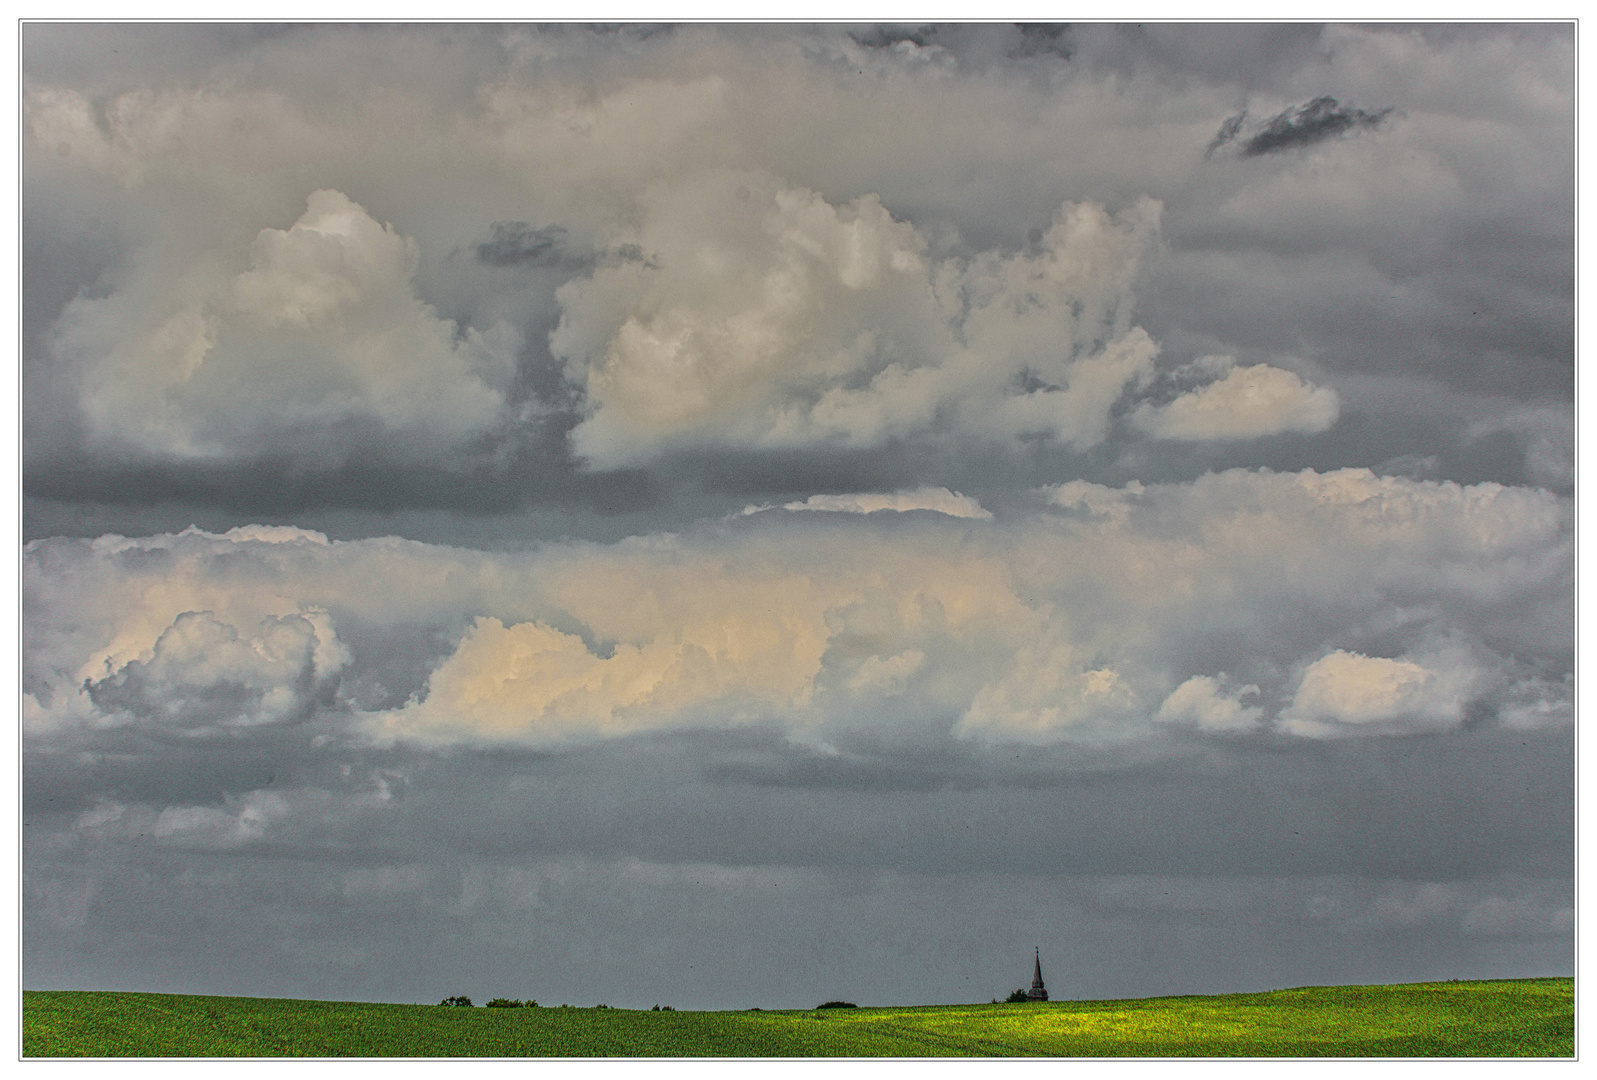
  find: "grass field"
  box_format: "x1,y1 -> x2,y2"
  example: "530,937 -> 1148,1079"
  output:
22,978 -> 1572,1057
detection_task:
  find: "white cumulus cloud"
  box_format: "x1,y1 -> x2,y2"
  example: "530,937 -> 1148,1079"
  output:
847,650 -> 926,694
1156,675 -> 1263,732
82,609 -> 349,733
958,633 -> 1140,743
776,487 -> 991,520
553,179 -> 1165,467
1278,647 -> 1484,738
1134,356 -> 1340,441
57,189 -> 519,466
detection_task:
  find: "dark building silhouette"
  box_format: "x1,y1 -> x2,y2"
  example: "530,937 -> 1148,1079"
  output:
1028,947 -> 1049,1001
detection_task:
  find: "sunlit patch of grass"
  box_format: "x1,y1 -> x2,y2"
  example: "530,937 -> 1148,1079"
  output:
22,978 -> 1572,1057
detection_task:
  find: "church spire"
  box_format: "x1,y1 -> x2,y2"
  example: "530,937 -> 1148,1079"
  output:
1028,947 -> 1049,1001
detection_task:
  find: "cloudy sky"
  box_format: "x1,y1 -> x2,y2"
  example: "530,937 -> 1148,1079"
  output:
20,22 -> 1575,1010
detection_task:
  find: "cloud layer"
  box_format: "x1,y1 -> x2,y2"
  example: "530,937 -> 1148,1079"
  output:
23,23 -> 1572,504
24,468 -> 1571,751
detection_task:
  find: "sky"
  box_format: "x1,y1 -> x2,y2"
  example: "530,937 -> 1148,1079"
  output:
18,21 -> 1576,1011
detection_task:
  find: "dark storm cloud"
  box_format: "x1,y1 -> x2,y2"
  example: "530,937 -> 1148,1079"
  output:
23,723 -> 1574,886
26,439 -> 577,516
848,24 -> 939,50
21,840 -> 1573,1007
1065,23 -> 1331,89
648,443 -> 929,502
19,22 -> 313,90
1010,24 -> 1073,60
1204,111 -> 1248,159
470,224 -> 650,275
474,222 -> 576,269
1209,96 -> 1395,159
1139,245 -> 1573,405
844,23 -> 1074,64
21,727 -> 1572,1005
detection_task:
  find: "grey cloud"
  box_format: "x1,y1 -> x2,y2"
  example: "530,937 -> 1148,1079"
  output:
849,25 -> 940,51
1374,453 -> 1441,480
24,723 -> 1575,885
1210,96 -> 1395,158
1010,24 -> 1073,60
474,222 -> 575,269
1067,23 -> 1330,89
844,23 -> 1074,64
22,726 -> 1572,1005
1204,111 -> 1247,158
22,848 -> 1572,1008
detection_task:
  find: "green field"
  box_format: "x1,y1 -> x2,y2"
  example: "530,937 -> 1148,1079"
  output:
23,978 -> 1572,1057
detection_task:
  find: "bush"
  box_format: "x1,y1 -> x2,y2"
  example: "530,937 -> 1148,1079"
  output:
439,996 -> 472,1007
1005,989 -> 1031,1004
485,998 -> 538,1008
817,1001 -> 857,1010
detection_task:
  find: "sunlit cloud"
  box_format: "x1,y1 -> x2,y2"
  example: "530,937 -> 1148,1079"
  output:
23,468 -> 1570,749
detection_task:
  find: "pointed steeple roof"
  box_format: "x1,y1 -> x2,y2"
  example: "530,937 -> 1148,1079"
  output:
1028,946 -> 1049,1001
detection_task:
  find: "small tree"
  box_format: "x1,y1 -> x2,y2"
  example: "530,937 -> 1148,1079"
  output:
440,995 -> 472,1007
1005,989 -> 1031,1004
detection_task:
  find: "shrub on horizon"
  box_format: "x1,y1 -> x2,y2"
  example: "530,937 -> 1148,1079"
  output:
818,1001 -> 857,1009
439,995 -> 472,1007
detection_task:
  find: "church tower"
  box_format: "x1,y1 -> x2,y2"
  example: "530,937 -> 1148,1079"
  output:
1028,947 -> 1049,1001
